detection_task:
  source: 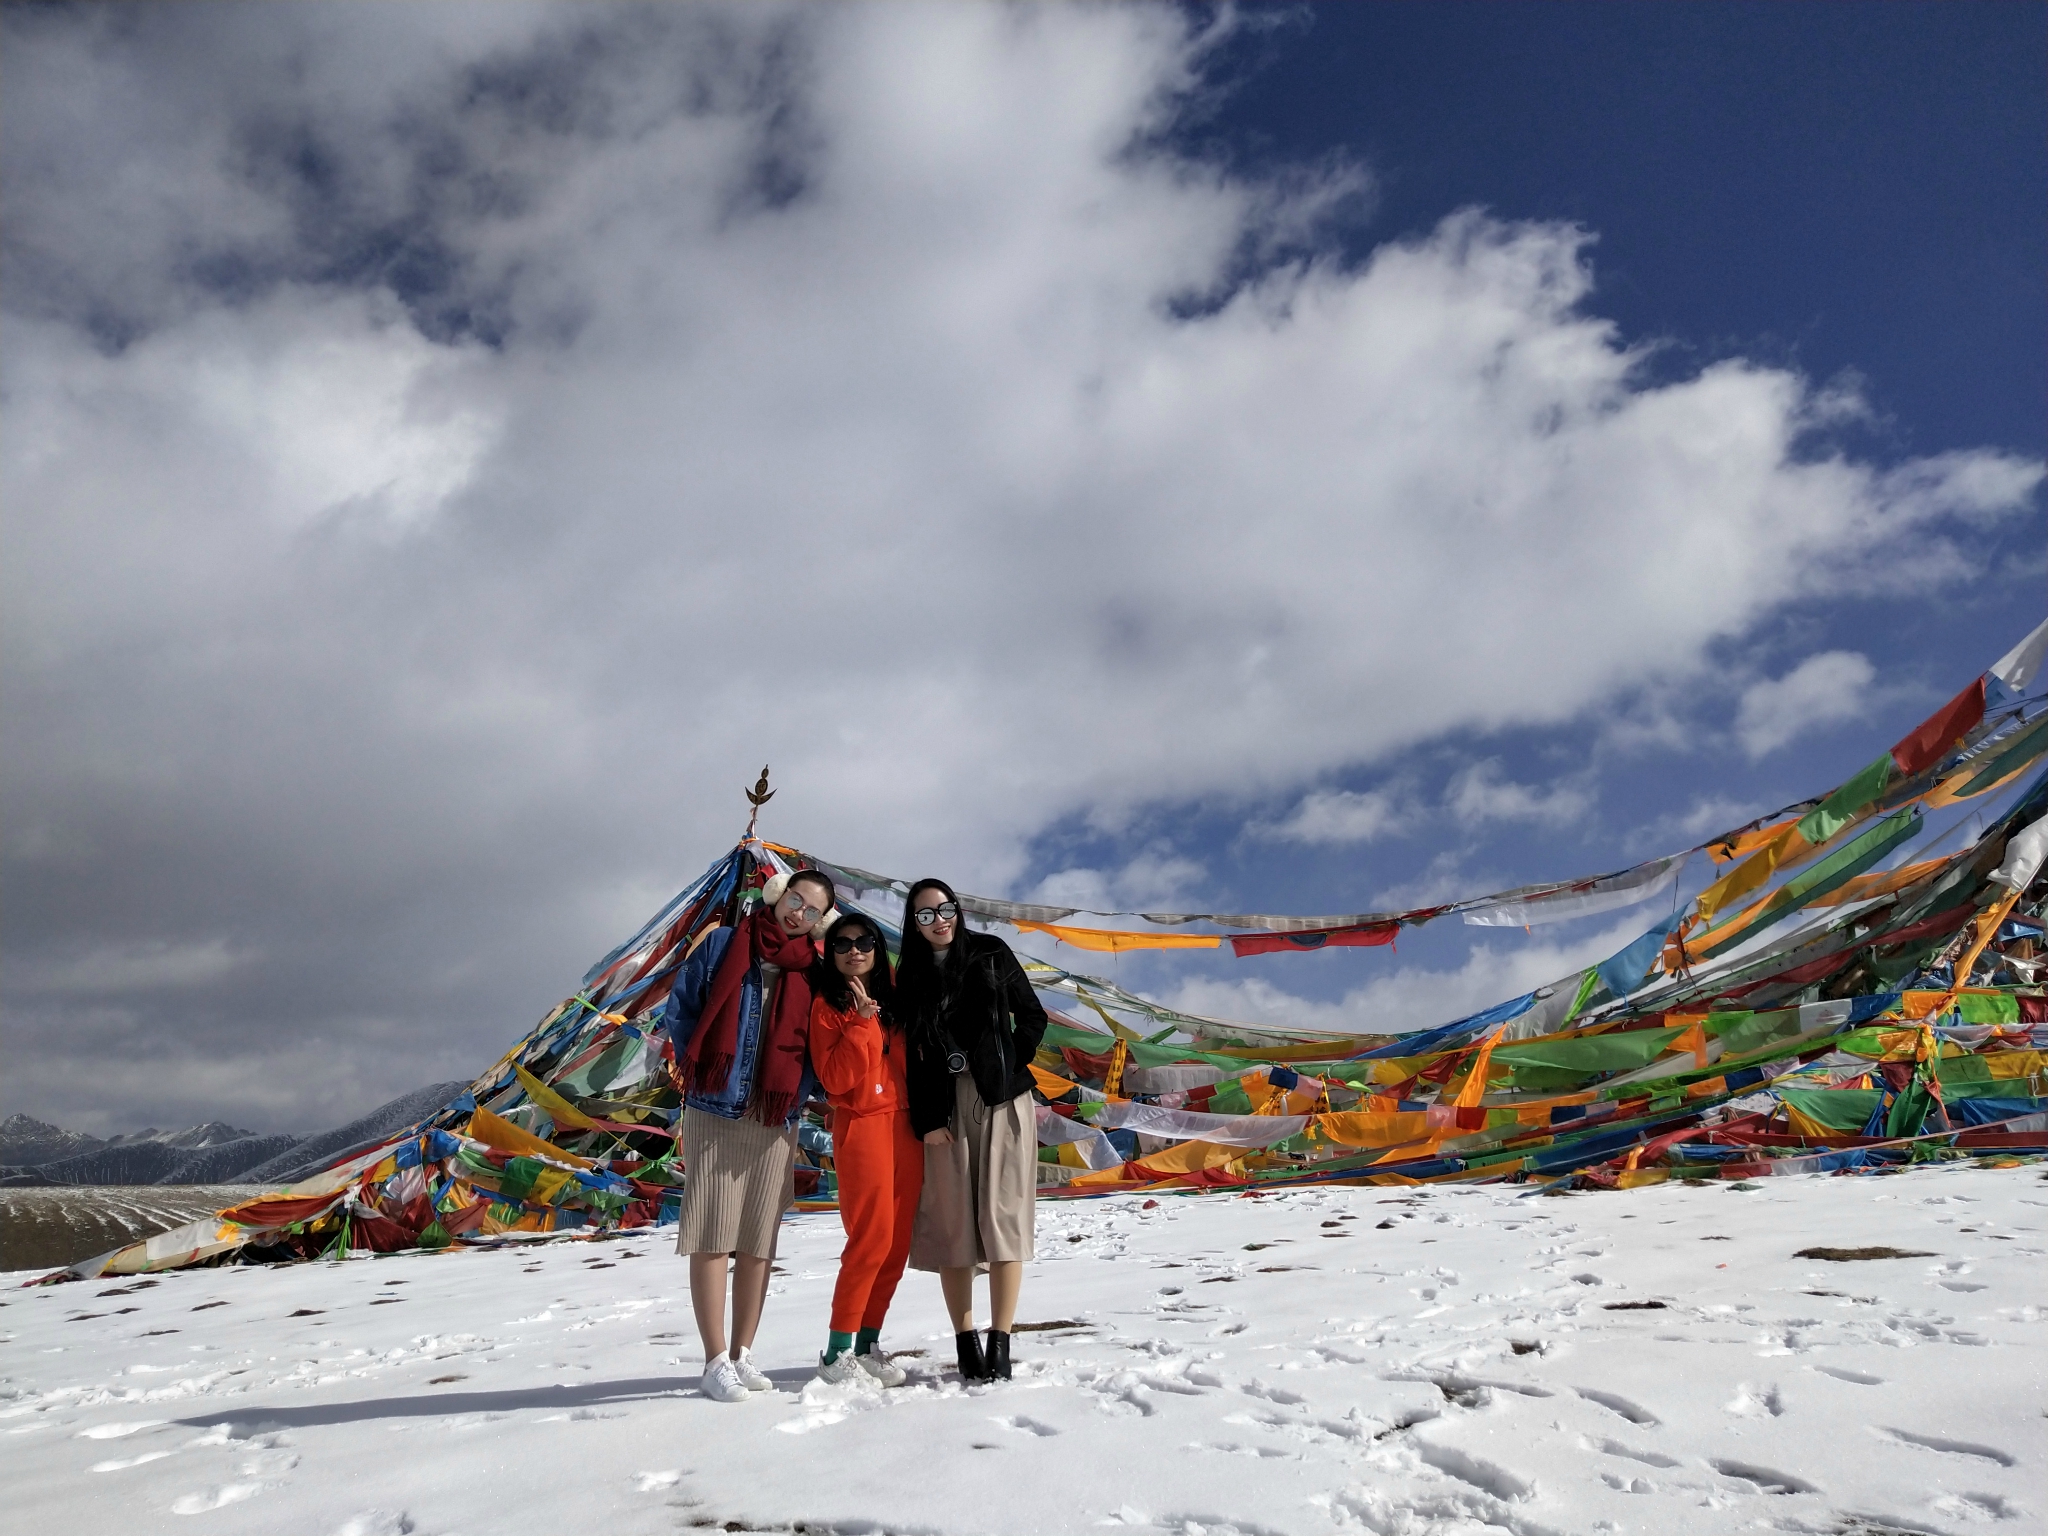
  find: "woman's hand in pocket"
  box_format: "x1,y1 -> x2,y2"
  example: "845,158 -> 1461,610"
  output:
923,1127 -> 953,1146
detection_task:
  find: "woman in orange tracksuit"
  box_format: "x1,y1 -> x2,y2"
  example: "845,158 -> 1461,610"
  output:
807,912 -> 924,1385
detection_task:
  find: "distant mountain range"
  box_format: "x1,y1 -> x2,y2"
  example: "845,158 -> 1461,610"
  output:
0,1081 -> 469,1187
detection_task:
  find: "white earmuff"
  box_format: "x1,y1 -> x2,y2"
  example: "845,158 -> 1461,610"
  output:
761,869 -> 837,939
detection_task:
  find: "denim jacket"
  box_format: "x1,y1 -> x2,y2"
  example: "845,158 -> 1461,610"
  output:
664,925 -> 819,1127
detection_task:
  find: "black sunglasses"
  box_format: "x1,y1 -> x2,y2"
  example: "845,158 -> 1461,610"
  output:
829,932 -> 880,955
912,902 -> 960,926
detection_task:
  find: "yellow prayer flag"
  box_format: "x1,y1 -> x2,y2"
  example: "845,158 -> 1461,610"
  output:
1030,1063 -> 1078,1098
512,1062 -> 603,1132
465,1107 -> 594,1170
1011,920 -> 1222,953
1695,821 -> 1812,923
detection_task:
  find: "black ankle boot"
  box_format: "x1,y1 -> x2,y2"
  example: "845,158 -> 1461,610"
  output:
985,1329 -> 1012,1381
954,1329 -> 987,1381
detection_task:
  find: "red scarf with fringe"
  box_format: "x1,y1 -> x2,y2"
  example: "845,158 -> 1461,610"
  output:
682,907 -> 817,1126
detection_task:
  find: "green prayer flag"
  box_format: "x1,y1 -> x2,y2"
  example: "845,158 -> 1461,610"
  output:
1778,1087 -> 1880,1131
1698,808 -> 1923,958
1955,711 -> 2048,797
1795,753 -> 1893,847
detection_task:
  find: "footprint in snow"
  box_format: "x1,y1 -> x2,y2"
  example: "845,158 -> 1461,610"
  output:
1707,1457 -> 1818,1495
1722,1383 -> 1784,1418
1812,1364 -> 1883,1385
1139,1371 -> 1210,1397
1575,1387 -> 1659,1426
993,1414 -> 1060,1436
238,1449 -> 299,1477
332,1514 -> 415,1536
1413,1440 -> 1536,1502
1590,1437 -> 1680,1469
170,1482 -> 264,1514
91,1450 -> 177,1472
1879,1427 -> 2017,1466
1094,1385 -> 1155,1419
1192,1440 -> 1299,1460
1599,1471 -> 1656,1494
1933,1492 -> 2023,1521
1240,1379 -> 1306,1406
77,1421 -> 167,1440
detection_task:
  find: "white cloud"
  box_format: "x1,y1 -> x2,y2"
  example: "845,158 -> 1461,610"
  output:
1161,912 -> 1655,1037
1367,851 -> 1513,916
1669,795 -> 1768,840
1,4 -> 2039,1127
11,293 -> 498,540
1028,846 -> 1206,913
1258,787 -> 1416,845
15,939 -> 253,996
1621,792 -> 1771,856
1735,650 -> 1877,758
1444,761 -> 1592,826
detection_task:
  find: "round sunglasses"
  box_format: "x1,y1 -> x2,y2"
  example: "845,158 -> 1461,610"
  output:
912,902 -> 960,927
778,889 -> 827,924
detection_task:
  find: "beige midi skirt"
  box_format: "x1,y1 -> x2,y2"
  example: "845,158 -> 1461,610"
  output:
909,1072 -> 1036,1270
674,1106 -> 796,1261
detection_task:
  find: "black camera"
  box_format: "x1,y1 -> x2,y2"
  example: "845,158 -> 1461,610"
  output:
945,1048 -> 968,1075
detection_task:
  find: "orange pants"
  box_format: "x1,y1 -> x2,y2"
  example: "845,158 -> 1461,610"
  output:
829,1109 -> 925,1333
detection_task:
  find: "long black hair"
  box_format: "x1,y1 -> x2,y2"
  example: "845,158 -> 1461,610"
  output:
811,911 -> 897,1023
895,877 -> 966,1038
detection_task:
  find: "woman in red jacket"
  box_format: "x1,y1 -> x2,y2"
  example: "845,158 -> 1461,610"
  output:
807,912 -> 924,1385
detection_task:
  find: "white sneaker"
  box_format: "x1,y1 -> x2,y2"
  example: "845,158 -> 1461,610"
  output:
854,1348 -> 907,1388
731,1347 -> 773,1393
814,1350 -> 871,1386
700,1352 -> 749,1403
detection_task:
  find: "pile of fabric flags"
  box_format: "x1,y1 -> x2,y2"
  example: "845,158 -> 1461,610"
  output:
35,622 -> 2048,1281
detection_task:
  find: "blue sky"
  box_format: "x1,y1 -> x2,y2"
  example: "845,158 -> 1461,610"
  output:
2,2 -> 2041,1133
1003,1 -> 2046,1027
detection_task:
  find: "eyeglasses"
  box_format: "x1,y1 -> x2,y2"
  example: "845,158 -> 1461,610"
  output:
912,902 -> 960,927
778,890 -> 826,923
829,933 -> 879,955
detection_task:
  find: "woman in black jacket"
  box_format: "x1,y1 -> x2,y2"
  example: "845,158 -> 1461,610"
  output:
897,878 -> 1049,1382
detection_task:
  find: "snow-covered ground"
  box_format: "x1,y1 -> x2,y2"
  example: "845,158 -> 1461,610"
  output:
3,1164 -> 2042,1536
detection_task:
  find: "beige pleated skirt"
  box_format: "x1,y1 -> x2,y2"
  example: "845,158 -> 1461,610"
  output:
909,1073 -> 1036,1270
674,1107 -> 796,1261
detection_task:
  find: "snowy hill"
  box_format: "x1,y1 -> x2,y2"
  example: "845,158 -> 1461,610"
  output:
117,1121 -> 268,1152
2,1162 -> 2037,1536
0,1115 -> 106,1167
3,1128 -> 297,1188
0,1087 -> 467,1189
230,1081 -> 469,1186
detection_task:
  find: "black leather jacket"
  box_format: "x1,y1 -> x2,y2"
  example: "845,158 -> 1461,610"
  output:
904,930 -> 1050,1137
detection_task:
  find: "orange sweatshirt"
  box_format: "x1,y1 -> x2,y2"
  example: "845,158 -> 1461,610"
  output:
808,996 -> 909,1117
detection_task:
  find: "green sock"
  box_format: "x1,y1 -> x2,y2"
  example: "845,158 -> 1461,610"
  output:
855,1326 -> 881,1356
823,1330 -> 854,1364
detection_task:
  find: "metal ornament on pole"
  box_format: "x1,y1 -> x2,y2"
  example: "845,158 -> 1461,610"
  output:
743,764 -> 775,840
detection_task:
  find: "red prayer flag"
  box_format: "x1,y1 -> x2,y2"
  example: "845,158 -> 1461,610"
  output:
1230,923 -> 1399,957
1889,676 -> 1985,777
1060,1045 -> 1118,1081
